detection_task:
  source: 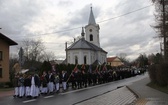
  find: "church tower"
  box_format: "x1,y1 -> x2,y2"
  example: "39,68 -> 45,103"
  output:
85,7 -> 100,47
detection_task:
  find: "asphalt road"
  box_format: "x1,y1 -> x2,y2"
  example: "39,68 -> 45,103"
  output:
0,74 -> 147,105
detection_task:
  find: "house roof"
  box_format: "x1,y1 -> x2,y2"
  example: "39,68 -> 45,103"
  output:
107,57 -> 118,62
67,38 -> 107,53
0,33 -> 18,45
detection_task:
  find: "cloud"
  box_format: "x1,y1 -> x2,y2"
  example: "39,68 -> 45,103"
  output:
57,0 -> 73,7
0,0 -> 159,61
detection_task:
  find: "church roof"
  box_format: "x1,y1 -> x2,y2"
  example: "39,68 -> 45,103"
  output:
88,7 -> 96,25
67,38 -> 107,53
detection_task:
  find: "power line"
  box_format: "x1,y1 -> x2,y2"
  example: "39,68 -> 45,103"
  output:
97,4 -> 153,23
12,4 -> 154,38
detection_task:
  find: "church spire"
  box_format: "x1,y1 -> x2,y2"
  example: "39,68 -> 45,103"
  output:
81,27 -> 85,39
88,6 -> 96,25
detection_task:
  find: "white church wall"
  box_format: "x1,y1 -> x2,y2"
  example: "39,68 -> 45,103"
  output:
67,49 -> 96,65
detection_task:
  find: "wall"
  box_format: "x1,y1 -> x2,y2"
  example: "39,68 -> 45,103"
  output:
0,39 -> 10,82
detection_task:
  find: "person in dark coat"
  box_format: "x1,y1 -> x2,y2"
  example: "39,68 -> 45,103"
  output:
76,70 -> 82,89
48,71 -> 55,93
71,71 -> 77,89
24,74 -> 31,97
41,71 -> 48,94
87,72 -> 92,86
82,70 -> 87,88
61,70 -> 68,91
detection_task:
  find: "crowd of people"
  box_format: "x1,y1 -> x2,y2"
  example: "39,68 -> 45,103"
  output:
13,67 -> 146,99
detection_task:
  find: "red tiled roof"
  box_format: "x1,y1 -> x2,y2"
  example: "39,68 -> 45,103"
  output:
107,57 -> 117,62
0,33 -> 18,45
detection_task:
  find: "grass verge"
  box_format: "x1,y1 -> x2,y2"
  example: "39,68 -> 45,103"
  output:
0,88 -> 13,92
147,82 -> 168,94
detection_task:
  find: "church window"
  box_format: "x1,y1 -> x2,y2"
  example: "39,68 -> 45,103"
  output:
84,56 -> 87,64
90,34 -> 93,41
75,56 -> 78,64
0,68 -> 2,78
89,29 -> 92,32
68,56 -> 70,62
0,51 -> 2,60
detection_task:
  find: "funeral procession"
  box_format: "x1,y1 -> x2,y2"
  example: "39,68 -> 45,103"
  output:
1,0 -> 168,105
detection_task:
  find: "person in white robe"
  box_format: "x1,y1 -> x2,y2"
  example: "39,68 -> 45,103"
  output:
18,74 -> 25,98
41,71 -> 48,94
61,70 -> 68,91
54,73 -> 60,93
24,74 -> 31,97
30,74 -> 39,98
13,74 -> 19,98
48,71 -> 55,93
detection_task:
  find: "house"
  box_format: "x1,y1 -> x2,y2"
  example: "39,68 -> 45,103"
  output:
66,7 -> 107,65
107,57 -> 124,67
0,33 -> 17,83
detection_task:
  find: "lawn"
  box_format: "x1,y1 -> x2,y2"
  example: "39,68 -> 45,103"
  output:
147,82 -> 168,94
0,88 -> 14,92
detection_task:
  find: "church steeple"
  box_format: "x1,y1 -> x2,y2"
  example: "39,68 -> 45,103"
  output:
85,6 -> 100,47
81,27 -> 85,39
88,6 -> 96,25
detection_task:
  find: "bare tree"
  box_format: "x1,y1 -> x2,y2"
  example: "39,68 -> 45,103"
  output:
151,0 -> 168,59
117,53 -> 127,62
42,51 -> 57,61
22,39 -> 45,62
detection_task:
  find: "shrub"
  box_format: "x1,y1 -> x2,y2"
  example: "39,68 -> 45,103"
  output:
148,64 -> 157,83
148,61 -> 168,87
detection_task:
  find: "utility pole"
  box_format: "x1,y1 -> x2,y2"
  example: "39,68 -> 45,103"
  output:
162,0 -> 167,61
65,42 -> 68,64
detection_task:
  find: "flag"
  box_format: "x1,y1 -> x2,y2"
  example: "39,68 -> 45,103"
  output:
81,64 -> 86,71
73,64 -> 78,72
95,65 -> 99,72
99,65 -> 101,71
102,64 -> 107,71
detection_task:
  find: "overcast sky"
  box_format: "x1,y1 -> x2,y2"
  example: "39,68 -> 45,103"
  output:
0,0 -> 160,61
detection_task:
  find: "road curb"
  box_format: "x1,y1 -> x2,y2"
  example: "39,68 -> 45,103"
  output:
72,88 -> 117,105
73,86 -> 137,105
126,86 -> 139,98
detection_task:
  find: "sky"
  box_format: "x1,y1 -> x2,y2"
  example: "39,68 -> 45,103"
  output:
0,0 -> 160,61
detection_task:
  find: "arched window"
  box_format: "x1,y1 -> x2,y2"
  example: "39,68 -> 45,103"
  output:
75,56 -> 78,64
90,34 -> 93,41
84,56 -> 87,64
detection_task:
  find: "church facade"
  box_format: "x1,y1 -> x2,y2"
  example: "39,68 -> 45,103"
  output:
66,7 -> 107,65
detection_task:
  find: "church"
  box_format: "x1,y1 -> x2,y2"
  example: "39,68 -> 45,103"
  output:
65,7 -> 107,65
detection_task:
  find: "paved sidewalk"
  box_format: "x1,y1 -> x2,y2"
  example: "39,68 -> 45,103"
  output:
0,90 -> 14,98
74,86 -> 137,105
128,73 -> 168,105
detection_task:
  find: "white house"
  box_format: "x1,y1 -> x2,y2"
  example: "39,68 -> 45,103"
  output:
66,7 -> 107,65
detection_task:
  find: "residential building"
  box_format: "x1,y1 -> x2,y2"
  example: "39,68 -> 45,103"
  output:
107,57 -> 124,67
0,33 -> 17,83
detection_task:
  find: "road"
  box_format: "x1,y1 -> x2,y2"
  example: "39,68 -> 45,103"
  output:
0,74 -> 147,105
